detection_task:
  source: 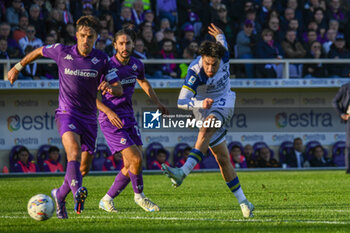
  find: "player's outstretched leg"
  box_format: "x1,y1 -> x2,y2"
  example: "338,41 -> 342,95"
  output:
99,170 -> 130,213
161,149 -> 204,188
210,143 -> 254,218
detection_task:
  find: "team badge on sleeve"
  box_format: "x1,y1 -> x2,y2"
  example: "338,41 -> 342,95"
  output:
188,75 -> 197,85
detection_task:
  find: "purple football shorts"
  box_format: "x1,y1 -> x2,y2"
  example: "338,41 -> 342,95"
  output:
100,120 -> 143,154
56,113 -> 97,154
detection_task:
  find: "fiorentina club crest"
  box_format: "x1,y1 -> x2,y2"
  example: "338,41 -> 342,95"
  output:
91,57 -> 100,64
120,138 -> 127,145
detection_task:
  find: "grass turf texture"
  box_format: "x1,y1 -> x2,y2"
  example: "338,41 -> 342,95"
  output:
0,171 -> 349,233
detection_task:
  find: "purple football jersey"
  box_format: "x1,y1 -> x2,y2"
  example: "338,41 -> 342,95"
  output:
42,43 -> 119,121
98,56 -> 145,127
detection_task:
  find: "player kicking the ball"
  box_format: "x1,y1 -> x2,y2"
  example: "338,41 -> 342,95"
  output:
8,16 -> 122,219
161,24 -> 254,218
97,28 -> 168,213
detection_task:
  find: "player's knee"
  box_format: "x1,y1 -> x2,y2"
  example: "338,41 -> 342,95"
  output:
132,154 -> 143,167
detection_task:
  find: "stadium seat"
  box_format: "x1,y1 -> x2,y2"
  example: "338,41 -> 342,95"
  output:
172,143 -> 191,167
253,142 -> 274,159
36,144 -> 62,171
93,144 -> 111,171
145,142 -> 169,169
332,141 -> 346,167
278,141 -> 294,164
9,145 -> 34,172
227,141 -> 244,154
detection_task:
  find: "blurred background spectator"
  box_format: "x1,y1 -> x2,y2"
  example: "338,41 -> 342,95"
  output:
303,40 -> 328,78
13,146 -> 38,173
256,147 -> 281,168
103,152 -> 124,171
327,33 -> 350,77
243,144 -> 256,168
285,138 -> 308,168
229,145 -> 247,169
150,148 -> 170,170
42,146 -> 64,173
255,28 -> 284,78
281,29 -> 306,78
176,146 -> 200,169
310,145 -> 334,167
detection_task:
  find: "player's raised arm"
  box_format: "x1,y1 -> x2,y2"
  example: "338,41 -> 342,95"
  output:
208,23 -> 228,52
137,78 -> 169,115
8,46 -> 44,84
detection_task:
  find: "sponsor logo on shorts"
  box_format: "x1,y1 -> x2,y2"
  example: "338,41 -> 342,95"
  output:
120,138 -> 127,144
68,124 -> 76,130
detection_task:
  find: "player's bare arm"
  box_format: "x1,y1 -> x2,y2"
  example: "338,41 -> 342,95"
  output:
137,78 -> 169,115
8,47 -> 44,84
98,80 -> 123,96
96,99 -> 124,128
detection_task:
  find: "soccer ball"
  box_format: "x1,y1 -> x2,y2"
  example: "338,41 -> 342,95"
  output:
27,194 -> 55,221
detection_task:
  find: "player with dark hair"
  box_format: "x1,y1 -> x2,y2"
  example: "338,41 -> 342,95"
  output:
7,15 -> 123,219
162,24 -> 255,218
97,28 -> 168,212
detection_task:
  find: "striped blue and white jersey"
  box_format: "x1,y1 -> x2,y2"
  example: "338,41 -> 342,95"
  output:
178,34 -> 233,110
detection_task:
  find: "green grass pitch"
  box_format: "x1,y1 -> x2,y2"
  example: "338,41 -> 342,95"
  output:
0,171 -> 350,233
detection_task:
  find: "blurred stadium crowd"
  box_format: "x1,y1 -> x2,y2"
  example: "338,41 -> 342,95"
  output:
6,138 -> 345,173
2,0 -> 350,79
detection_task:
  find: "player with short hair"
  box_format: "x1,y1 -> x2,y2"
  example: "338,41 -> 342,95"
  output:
97,28 -> 168,212
7,15 -> 123,219
161,24 -> 255,218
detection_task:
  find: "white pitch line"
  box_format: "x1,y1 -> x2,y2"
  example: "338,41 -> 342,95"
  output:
1,215 -> 350,225
5,209 -> 350,216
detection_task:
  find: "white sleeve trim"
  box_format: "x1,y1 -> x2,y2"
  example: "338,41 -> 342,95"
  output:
215,34 -> 228,50
177,87 -> 203,110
